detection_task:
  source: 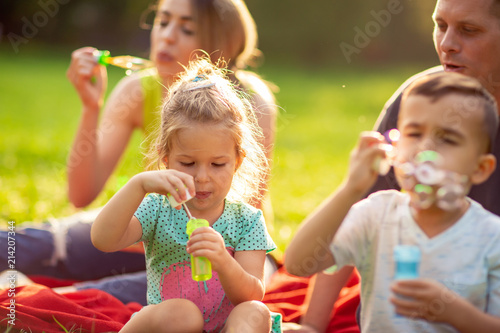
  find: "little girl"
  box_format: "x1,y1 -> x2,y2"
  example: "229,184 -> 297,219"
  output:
91,58 -> 276,332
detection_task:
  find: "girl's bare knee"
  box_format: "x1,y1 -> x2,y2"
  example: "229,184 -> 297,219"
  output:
224,301 -> 271,333
140,299 -> 204,332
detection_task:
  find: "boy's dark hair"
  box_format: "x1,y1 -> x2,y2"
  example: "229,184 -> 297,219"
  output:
402,72 -> 499,153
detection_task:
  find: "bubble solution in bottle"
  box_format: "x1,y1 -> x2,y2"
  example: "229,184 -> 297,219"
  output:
393,245 -> 421,280
393,245 -> 421,317
186,218 -> 212,281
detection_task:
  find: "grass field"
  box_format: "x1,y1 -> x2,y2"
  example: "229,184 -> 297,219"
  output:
0,48 -> 429,251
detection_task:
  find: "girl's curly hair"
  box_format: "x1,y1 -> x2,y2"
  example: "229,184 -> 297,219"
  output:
145,57 -> 269,204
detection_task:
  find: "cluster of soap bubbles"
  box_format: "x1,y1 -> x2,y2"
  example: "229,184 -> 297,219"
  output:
374,129 -> 468,211
396,150 -> 468,210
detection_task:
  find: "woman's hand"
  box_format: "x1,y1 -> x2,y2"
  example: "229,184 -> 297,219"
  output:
67,46 -> 107,110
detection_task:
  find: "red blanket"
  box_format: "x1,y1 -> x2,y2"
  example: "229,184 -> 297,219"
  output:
0,269 -> 360,332
264,266 -> 360,333
0,284 -> 142,333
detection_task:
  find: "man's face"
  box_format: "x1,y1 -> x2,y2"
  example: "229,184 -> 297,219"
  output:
433,0 -> 500,97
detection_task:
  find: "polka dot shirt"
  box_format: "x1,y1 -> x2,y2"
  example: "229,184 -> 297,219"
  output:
134,193 -> 276,330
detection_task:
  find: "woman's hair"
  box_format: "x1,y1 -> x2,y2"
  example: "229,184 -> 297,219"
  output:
147,57 -> 269,204
193,0 -> 259,69
156,0 -> 260,70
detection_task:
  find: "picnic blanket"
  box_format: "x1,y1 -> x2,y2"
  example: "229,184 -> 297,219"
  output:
0,269 -> 360,332
264,266 -> 360,333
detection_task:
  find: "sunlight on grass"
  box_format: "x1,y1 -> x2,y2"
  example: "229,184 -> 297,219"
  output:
0,49 -> 426,252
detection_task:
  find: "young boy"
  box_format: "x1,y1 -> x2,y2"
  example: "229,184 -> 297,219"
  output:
285,72 -> 500,332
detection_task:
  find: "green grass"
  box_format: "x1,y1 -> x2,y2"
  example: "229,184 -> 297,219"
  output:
0,48 -> 427,252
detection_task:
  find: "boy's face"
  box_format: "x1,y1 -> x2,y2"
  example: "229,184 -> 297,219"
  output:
395,93 -> 488,185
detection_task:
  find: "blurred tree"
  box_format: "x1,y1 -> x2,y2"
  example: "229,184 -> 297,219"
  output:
0,0 -> 437,66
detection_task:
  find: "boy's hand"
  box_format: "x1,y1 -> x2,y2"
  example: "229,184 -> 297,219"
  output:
344,131 -> 389,195
186,227 -> 230,272
390,278 -> 459,323
135,170 -> 195,206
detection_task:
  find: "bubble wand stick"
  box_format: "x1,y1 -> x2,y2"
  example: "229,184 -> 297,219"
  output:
93,50 -> 154,74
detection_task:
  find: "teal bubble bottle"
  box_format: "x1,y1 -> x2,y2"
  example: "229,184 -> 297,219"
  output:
393,245 -> 421,317
394,245 -> 421,280
186,218 -> 212,281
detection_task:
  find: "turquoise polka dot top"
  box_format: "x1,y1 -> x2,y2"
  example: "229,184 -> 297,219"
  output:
134,193 -> 276,331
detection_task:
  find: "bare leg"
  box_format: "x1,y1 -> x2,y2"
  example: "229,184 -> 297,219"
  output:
120,299 -> 204,333
223,300 -> 271,333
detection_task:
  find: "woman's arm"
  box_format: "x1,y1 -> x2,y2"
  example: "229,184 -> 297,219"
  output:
237,71 -> 278,210
67,48 -> 144,207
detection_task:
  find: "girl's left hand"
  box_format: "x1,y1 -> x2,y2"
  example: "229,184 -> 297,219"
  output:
186,227 -> 230,271
390,278 -> 459,323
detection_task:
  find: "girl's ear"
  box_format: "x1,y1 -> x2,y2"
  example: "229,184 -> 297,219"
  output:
470,154 -> 496,185
162,158 -> 168,169
235,150 -> 246,171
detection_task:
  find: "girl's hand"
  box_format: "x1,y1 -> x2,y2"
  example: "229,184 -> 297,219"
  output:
344,131 -> 388,195
390,278 -> 459,323
186,227 -> 230,272
135,170 -> 195,205
67,46 -> 107,110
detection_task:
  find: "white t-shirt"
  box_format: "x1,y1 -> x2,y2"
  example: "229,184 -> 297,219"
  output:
330,190 -> 500,333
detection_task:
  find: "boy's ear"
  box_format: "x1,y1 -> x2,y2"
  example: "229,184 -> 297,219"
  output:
470,154 -> 497,185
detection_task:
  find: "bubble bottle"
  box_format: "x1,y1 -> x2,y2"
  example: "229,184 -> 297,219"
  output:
393,245 -> 421,317
172,196 -> 212,282
393,245 -> 421,280
93,50 -> 154,75
186,217 -> 213,281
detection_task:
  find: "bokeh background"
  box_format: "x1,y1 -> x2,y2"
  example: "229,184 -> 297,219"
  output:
0,0 -> 439,251
1,0 -> 437,65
